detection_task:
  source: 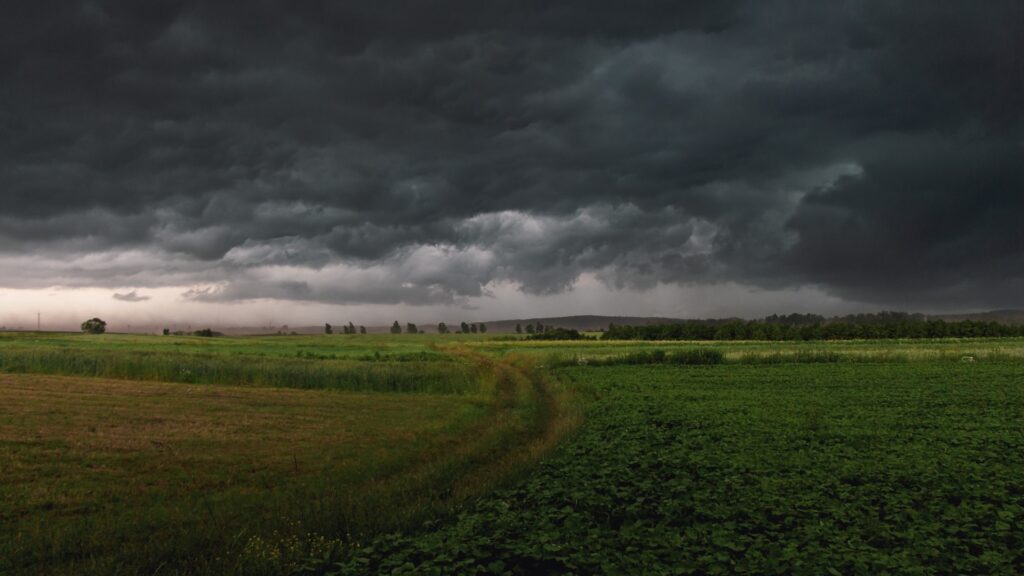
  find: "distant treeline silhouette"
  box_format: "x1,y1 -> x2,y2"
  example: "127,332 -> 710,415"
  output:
527,328 -> 587,341
603,312 -> 1024,341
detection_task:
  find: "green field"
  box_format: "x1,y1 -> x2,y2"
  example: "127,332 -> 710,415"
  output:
477,336 -> 1024,363
2,332 -> 1023,574
326,361 -> 1024,574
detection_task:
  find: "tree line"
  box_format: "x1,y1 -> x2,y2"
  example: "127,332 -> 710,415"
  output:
437,322 -> 487,334
603,314 -> 1024,341
514,322 -> 553,334
325,323 -> 366,334
325,322 -> 489,334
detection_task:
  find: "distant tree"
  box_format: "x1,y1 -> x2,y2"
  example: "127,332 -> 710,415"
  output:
460,321 -> 470,334
526,323 -> 535,334
325,323 -> 333,335
359,325 -> 367,334
479,323 -> 487,333
438,322 -> 449,334
390,321 -> 402,334
162,328 -> 170,336
470,323 -> 478,334
406,322 -> 418,334
536,322 -> 544,333
527,327 -> 585,341
81,318 -> 106,334
515,323 -> 522,334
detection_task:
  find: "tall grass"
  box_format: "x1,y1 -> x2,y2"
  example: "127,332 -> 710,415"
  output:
0,349 -> 478,394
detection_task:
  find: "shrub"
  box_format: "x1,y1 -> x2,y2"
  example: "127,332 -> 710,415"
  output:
81,318 -> 107,334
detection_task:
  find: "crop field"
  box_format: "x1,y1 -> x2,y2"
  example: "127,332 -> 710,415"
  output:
2,332 -> 1023,574
317,361 -> 1024,575
476,336 -> 1024,364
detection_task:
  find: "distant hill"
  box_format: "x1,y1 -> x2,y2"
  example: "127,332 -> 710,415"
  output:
481,315 -> 687,333
930,309 -> 1024,325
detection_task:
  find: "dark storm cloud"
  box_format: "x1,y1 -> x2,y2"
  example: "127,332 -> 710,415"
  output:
1,1 -> 1022,308
784,134 -> 1024,307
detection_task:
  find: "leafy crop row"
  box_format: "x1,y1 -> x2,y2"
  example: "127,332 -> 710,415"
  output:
549,348 -> 726,367
542,348 -> 1023,368
307,362 -> 1024,575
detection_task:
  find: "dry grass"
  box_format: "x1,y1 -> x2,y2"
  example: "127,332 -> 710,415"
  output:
0,373 -> 486,575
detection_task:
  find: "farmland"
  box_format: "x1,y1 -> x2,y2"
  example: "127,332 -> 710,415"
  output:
1,375 -> 484,574
0,333 -> 574,574
316,361 -> 1024,575
2,332 -> 1023,574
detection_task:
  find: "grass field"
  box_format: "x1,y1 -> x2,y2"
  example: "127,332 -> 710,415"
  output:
0,333 -> 474,395
0,333 -> 576,575
0,373 -> 487,574
2,332 -> 1023,574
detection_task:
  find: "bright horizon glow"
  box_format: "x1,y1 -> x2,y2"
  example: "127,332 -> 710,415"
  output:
0,276 -> 878,332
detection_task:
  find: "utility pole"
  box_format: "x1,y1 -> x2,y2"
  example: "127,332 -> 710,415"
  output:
37,312 -> 40,332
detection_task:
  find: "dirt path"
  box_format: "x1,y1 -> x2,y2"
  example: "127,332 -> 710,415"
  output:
337,346 -> 580,536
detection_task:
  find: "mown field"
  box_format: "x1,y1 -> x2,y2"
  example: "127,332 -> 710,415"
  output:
0,332 -> 574,575
1,374 -> 485,574
2,332 -> 1023,574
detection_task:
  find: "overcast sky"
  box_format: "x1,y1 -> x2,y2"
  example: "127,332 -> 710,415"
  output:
2,1 -> 1022,329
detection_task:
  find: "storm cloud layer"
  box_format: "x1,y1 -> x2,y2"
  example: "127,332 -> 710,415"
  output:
2,1 -> 1022,311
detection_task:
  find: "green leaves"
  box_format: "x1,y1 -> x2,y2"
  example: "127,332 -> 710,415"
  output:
315,362 -> 1024,575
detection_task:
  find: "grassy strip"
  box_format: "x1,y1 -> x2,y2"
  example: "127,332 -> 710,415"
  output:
0,348 -> 475,394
